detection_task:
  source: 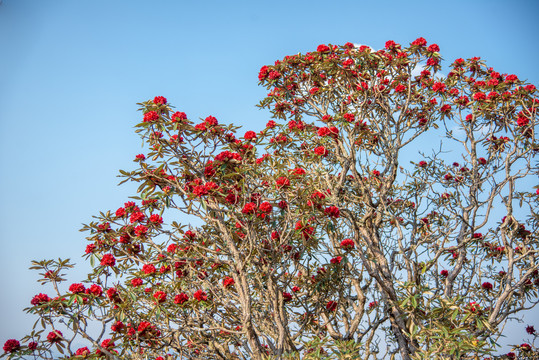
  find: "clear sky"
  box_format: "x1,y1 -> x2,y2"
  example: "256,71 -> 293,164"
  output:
1,0 -> 538,352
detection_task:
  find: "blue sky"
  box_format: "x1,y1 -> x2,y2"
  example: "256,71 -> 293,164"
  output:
1,0 -> 538,352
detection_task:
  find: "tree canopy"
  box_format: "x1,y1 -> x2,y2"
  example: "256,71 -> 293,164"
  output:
2,38 -> 538,360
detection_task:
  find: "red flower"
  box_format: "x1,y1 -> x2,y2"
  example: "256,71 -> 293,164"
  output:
143,111 -> 159,122
153,96 -> 167,105
340,239 -> 355,250
244,130 -> 257,140
153,291 -> 167,303
481,282 -> 493,291
440,104 -> 452,113
205,115 -> 218,126
411,37 -> 427,47
266,120 -> 277,128
3,339 -> 20,353
520,343 -> 532,351
418,161 -> 427,168
142,264 -> 156,275
283,292 -> 293,302
259,201 -> 272,213
75,347 -> 90,356
149,214 -> 163,224
100,253 -> 116,267
385,40 -> 397,50
130,211 -> 145,223
171,111 -> 187,122
473,92 -> 486,101
343,113 -> 355,122
46,330 -> 63,343
526,325 -> 536,335
427,44 -> 440,53
292,167 -> 306,176
174,293 -> 189,304
134,225 -> 148,236
258,65 -> 269,81
106,288 -> 122,303
31,293 -> 51,306
111,321 -> 124,332
326,301 -> 337,311
314,146 -> 328,157
318,127 -> 330,137
440,270 -> 449,277
330,256 -> 343,264
317,44 -> 330,53
369,301 -> 378,309
268,71 -> 281,80
28,342 -> 37,350
426,58 -> 439,66
69,283 -> 86,294
223,277 -> 235,288
242,202 -> 257,214
115,207 -> 126,217
324,206 -> 340,218
86,284 -> 103,297
432,82 -> 446,93
276,176 -> 290,188
194,290 -> 207,302
394,84 -> 406,93
85,244 -> 96,254
131,278 -> 143,287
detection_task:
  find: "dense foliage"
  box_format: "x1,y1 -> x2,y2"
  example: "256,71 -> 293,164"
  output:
2,38 -> 539,359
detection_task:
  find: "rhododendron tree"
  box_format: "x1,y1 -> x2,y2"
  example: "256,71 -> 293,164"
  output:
2,38 -> 539,360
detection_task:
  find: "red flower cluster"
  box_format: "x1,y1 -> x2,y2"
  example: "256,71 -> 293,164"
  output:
3,339 -> 20,353
324,206 -> 340,218
244,130 -> 257,140
142,264 -> 156,275
317,126 -> 339,138
69,283 -> 86,294
314,146 -> 328,157
86,284 -> 103,297
174,293 -> 189,304
153,291 -> 167,303
276,176 -> 290,188
340,239 -> 355,250
326,301 -> 337,311
215,150 -> 242,163
143,111 -> 159,123
317,44 -> 330,53
75,347 -> 90,356
193,290 -> 207,302
134,225 -> 148,236
153,96 -> 167,105
46,330 -> 63,343
242,202 -> 257,214
31,293 -> 51,306
222,277 -> 235,288
100,253 -> 116,267
481,282 -> 493,291
171,111 -> 187,123
149,214 -> 163,224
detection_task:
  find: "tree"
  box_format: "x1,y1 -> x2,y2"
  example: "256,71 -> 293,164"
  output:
2,38 -> 538,360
